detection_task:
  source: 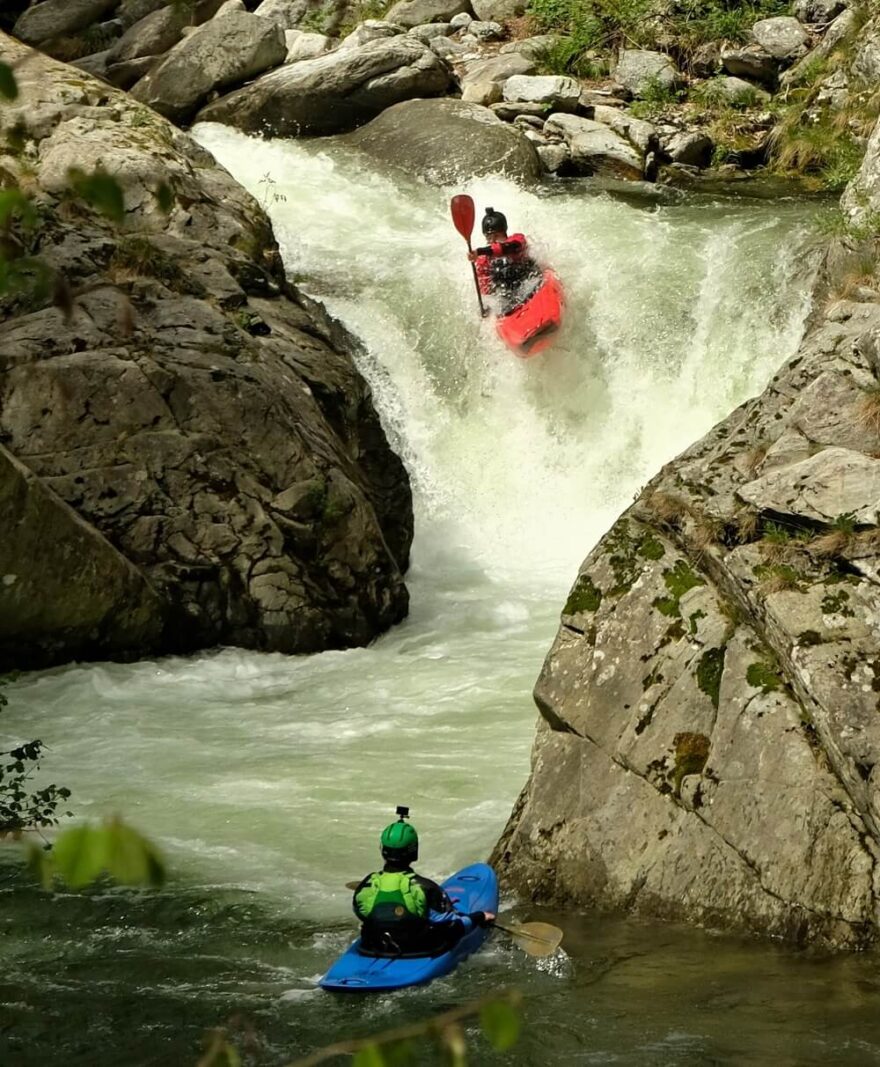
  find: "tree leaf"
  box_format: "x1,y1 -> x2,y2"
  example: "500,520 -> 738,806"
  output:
479,999 -> 520,1052
67,168 -> 125,223
0,63 -> 18,102
353,1045 -> 386,1067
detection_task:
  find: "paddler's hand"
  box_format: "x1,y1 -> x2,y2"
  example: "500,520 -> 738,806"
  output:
469,911 -> 495,927
467,250 -> 478,262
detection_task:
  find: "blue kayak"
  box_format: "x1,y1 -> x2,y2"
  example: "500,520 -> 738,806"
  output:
319,862 -> 498,992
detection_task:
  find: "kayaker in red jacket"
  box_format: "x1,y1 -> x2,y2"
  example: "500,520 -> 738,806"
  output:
467,207 -> 543,316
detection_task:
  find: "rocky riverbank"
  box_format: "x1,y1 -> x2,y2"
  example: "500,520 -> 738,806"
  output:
0,32 -> 412,670
491,117 -> 880,948
5,0 -> 876,187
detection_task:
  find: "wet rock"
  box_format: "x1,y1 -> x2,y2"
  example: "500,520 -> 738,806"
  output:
386,0 -> 472,29
197,35 -> 452,136
613,48 -> 679,98
544,112 -> 644,180
0,32 -> 412,666
13,0 -> 117,45
502,74 -> 580,111
536,142 -> 569,173
589,104 -> 657,154
663,130 -> 713,167
131,10 -> 287,122
751,16 -> 809,62
339,97 -> 541,184
720,44 -> 779,88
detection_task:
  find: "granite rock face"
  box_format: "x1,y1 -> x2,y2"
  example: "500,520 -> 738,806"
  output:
0,34 -> 412,669
493,111 -> 880,949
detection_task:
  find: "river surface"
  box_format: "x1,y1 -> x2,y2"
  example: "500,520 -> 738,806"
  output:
5,132 -> 880,1065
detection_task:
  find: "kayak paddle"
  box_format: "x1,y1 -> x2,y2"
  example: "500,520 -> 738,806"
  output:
343,881 -> 563,957
450,194 -> 487,318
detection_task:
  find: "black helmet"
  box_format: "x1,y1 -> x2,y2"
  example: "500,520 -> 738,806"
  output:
481,207 -> 507,235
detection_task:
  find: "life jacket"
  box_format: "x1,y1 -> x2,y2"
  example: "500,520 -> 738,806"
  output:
475,234 -> 541,305
355,871 -> 428,927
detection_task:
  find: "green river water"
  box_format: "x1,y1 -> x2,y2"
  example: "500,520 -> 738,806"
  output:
4,130 -> 880,1065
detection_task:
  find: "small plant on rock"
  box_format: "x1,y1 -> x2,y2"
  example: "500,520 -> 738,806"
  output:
857,385 -> 880,437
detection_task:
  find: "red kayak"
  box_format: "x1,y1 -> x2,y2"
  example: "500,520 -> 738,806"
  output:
495,270 -> 564,358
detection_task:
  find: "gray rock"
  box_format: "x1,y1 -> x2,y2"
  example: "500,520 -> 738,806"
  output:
502,74 -> 580,111
471,0 -> 524,20
500,34 -> 561,58
253,0 -> 310,30
0,32 -> 411,667
339,97 -> 541,184
613,48 -> 679,97
117,0 -> 169,29
544,112 -> 644,180
469,20 -> 503,39
852,19 -> 880,84
0,445 -> 164,671
131,10 -> 287,121
663,129 -> 713,167
793,0 -> 843,24
449,11 -> 472,28
589,104 -> 657,153
406,21 -> 453,41
340,19 -> 404,48
108,5 -> 188,65
284,29 -> 332,61
386,0 -> 472,29
107,54 -> 158,89
429,35 -> 467,57
197,36 -> 453,136
720,44 -> 779,87
579,88 -> 627,108
72,50 -> 112,78
459,51 -> 534,105
537,142 -> 569,173
706,75 -> 771,106
844,108 -> 880,224
751,16 -> 809,61
491,100 -> 552,120
689,41 -> 721,78
738,448 -> 880,525
217,0 -> 246,14
13,0 -> 118,45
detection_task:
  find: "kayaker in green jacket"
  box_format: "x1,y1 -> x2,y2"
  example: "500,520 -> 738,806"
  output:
352,807 -> 494,956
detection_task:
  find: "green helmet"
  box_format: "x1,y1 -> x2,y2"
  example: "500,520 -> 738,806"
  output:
380,813 -> 419,863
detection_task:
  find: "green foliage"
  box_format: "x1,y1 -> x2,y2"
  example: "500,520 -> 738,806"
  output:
0,61 -> 18,101
673,0 -> 788,52
746,660 -> 782,693
0,681 -> 72,837
696,646 -> 725,709
564,574 -> 602,614
629,77 -> 682,119
67,166 -> 125,223
814,206 -> 880,241
831,512 -> 857,536
29,818 -> 166,889
671,731 -> 710,796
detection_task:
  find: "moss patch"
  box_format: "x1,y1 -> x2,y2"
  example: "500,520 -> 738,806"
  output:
821,589 -> 855,617
672,732 -> 710,797
652,559 -> 705,618
746,661 -> 782,693
110,237 -> 205,297
564,574 -> 602,615
696,647 -> 725,710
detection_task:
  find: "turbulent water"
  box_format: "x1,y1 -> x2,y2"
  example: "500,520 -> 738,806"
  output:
6,128 -> 880,1065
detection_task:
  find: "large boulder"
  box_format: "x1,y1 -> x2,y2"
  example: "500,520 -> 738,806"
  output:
131,10 -> 287,122
0,445 -> 164,671
720,44 -> 779,87
492,189 -> 880,949
253,0 -> 313,30
0,32 -> 412,667
613,48 -> 679,98
793,0 -> 844,23
197,36 -> 453,136
751,16 -> 809,61
284,28 -> 332,61
459,51 -> 535,105
386,0 -> 472,28
544,112 -> 644,180
843,103 -> 880,224
13,0 -> 117,44
502,74 -> 580,111
471,0 -> 525,20
339,19 -> 403,49
338,97 -> 542,184
107,4 -> 189,64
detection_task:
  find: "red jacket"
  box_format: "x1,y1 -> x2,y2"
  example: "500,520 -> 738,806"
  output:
474,234 -> 532,296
